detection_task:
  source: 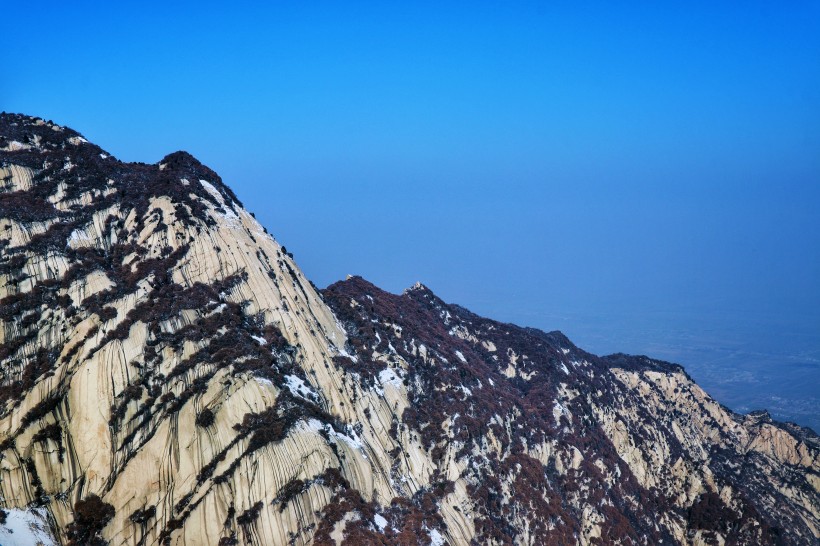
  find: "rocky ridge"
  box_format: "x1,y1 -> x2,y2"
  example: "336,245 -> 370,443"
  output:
0,114 -> 818,545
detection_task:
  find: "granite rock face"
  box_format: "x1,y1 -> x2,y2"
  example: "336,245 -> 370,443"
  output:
0,114 -> 818,545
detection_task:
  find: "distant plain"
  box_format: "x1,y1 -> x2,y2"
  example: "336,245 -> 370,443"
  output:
517,306 -> 820,433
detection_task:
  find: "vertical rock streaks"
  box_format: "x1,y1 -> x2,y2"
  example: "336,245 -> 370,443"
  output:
1,114 -> 817,545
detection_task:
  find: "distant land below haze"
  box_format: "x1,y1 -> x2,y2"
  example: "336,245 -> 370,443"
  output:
479,303 -> 820,433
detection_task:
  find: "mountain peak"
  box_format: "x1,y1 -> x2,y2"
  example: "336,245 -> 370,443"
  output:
403,281 -> 434,296
2,115 -> 818,546
157,150 -> 215,180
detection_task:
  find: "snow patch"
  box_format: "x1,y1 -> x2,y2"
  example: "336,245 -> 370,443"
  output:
378,367 -> 403,389
0,507 -> 57,546
428,528 -> 445,546
305,420 -> 366,456
285,375 -> 318,401
207,303 -> 227,316
67,228 -> 92,248
251,335 -> 267,346
455,350 -> 467,363
200,179 -> 240,226
553,400 -> 571,426
336,427 -> 366,453
306,418 -> 326,432
338,347 -> 359,363
373,514 -> 388,533
199,179 -> 224,202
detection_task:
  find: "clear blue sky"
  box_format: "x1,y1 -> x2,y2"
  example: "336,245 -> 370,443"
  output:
4,2 -> 819,363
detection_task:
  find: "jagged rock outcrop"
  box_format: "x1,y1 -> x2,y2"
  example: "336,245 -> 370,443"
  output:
1,114 -> 818,545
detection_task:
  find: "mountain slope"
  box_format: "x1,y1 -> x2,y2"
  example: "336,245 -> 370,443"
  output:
0,114 -> 818,545
323,277 -> 819,545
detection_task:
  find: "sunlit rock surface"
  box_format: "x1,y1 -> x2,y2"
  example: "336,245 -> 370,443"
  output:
1,114 -> 817,545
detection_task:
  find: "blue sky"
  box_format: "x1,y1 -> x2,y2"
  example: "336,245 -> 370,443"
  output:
3,2 -> 819,386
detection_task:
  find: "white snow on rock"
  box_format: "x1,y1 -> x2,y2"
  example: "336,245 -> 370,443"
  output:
373,513 -> 388,533
305,418 -> 325,432
304,419 -> 365,458
338,347 -> 359,363
207,303 -> 227,316
67,135 -> 88,145
307,419 -> 368,456
337,424 -> 365,450
67,228 -> 93,248
199,179 -> 231,211
428,528 -> 445,546
199,179 -> 240,225
285,374 -> 318,401
199,179 -> 223,202
0,507 -> 57,546
553,400 -> 571,426
378,367 -> 403,389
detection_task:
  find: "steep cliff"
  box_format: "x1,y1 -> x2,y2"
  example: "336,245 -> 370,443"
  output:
0,114 -> 817,545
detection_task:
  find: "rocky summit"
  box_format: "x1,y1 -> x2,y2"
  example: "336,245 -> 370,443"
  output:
0,113 -> 818,545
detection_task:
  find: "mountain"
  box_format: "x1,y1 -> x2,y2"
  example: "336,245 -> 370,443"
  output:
0,113 -> 817,546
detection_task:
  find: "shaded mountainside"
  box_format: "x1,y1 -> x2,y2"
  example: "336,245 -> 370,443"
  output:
0,113 -> 818,545
323,278 -> 820,545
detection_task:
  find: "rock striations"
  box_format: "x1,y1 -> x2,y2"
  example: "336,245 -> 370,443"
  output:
0,113 -> 817,545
